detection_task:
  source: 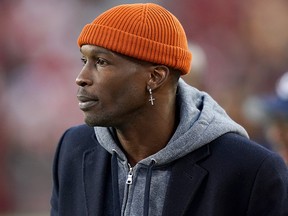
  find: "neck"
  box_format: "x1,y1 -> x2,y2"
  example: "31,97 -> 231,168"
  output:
115,100 -> 178,166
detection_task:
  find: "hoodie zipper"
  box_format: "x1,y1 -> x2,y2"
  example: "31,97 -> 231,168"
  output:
122,163 -> 133,216
126,164 -> 133,185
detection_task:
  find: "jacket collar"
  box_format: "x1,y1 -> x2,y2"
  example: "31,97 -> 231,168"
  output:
162,144 -> 210,216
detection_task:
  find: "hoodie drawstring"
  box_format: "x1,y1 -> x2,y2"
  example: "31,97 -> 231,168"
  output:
143,159 -> 156,216
111,151 -> 121,216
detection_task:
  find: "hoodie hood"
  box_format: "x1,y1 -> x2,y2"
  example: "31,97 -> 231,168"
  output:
94,79 -> 248,166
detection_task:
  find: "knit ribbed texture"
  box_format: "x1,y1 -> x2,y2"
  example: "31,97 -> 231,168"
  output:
77,3 -> 192,75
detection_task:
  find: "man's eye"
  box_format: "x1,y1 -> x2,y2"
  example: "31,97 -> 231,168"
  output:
96,58 -> 107,66
81,57 -> 87,65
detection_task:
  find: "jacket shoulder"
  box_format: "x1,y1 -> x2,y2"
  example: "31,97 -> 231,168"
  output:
59,124 -> 96,149
63,124 -> 95,141
172,133 -> 288,215
192,132 -> 287,187
209,132 -> 280,164
54,124 -> 104,169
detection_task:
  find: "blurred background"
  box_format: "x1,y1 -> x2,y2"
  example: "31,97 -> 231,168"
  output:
1,0 -> 288,215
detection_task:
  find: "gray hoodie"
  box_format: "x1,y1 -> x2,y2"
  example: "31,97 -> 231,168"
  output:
94,79 -> 248,216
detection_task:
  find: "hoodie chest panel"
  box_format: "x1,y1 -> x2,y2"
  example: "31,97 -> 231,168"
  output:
118,163 -> 171,216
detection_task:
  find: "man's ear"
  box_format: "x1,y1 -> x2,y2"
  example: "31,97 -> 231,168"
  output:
147,65 -> 170,90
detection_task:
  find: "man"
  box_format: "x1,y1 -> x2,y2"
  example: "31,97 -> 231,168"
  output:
50,3 -> 288,216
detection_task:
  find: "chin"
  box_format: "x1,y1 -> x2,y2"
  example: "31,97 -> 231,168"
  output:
84,115 -> 114,128
82,113 -> 96,127
84,116 -> 101,127
84,120 -> 96,127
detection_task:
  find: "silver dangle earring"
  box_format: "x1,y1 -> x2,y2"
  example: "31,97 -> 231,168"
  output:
148,87 -> 155,105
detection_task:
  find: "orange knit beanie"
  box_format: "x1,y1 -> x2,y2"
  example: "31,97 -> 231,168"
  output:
77,3 -> 192,75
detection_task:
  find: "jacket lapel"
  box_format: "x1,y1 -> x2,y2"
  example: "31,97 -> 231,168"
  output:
162,144 -> 210,216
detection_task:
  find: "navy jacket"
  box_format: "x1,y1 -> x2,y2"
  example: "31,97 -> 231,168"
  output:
51,124 -> 288,216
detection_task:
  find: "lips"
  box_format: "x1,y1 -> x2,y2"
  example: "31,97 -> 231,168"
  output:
77,95 -> 98,110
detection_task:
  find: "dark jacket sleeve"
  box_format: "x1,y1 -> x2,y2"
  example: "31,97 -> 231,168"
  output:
246,152 -> 288,216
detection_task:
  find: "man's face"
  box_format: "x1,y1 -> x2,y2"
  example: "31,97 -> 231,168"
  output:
76,45 -> 151,127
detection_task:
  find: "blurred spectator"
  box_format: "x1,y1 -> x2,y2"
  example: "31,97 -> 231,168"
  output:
261,72 -> 288,165
244,72 -> 288,165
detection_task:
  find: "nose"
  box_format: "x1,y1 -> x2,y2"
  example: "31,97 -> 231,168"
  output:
76,67 -> 93,87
